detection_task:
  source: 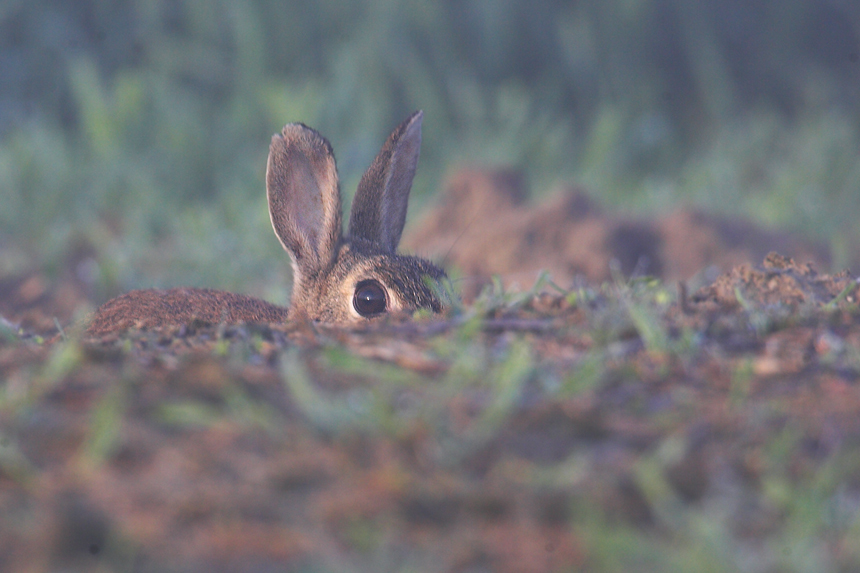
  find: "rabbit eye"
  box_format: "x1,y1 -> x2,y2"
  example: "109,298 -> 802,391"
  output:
353,279 -> 387,317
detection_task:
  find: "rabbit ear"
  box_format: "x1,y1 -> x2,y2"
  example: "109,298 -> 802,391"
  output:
348,110 -> 423,253
267,123 -> 343,280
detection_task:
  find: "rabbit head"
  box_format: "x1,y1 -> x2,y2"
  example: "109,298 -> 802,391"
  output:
268,110 -> 446,323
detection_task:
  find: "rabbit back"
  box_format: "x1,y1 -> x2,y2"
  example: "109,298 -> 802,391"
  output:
87,288 -> 288,336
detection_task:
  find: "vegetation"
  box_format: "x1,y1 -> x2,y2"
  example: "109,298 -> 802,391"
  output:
3,257 -> 860,571
1,0 -> 859,293
2,2 -> 860,571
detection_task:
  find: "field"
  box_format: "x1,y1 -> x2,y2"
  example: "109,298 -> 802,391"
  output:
2,2 -> 860,571
2,247 -> 860,571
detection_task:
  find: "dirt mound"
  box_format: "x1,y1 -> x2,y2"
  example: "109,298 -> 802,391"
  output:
693,251 -> 855,310
404,168 -> 834,298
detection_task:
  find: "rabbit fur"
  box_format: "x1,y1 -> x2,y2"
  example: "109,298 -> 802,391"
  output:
87,111 -> 445,335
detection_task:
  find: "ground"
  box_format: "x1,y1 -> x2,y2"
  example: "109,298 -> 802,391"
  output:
1,186 -> 860,571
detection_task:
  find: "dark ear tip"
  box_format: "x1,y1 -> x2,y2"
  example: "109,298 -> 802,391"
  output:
274,123 -> 311,147
395,110 -> 423,143
271,123 -> 335,157
270,132 -> 284,150
280,122 -> 312,137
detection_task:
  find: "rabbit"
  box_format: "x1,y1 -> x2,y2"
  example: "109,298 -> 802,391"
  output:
87,111 -> 446,336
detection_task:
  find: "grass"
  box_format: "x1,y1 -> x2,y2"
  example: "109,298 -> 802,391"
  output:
1,1 -> 859,300
2,265 -> 860,570
2,2 -> 860,570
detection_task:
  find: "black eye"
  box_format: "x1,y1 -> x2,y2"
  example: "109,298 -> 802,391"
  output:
353,279 -> 387,317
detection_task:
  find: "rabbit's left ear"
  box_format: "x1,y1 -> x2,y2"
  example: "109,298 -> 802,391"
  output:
267,123 -> 343,279
348,110 -> 423,253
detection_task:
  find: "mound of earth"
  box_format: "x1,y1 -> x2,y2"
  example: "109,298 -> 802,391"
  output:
403,168 -> 835,299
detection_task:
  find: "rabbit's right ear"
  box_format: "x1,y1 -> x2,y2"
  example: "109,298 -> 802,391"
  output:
267,124 -> 343,282
348,111 -> 423,253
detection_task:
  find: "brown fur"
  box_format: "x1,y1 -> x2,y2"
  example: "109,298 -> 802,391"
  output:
88,112 -> 445,335
87,288 -> 289,336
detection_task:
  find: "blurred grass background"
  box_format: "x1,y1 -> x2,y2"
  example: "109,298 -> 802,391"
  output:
0,0 -> 858,305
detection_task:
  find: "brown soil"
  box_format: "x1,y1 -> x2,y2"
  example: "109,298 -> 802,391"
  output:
403,168 -> 836,298
1,199 -> 860,571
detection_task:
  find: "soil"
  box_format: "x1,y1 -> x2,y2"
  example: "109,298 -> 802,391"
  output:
403,168 -> 837,298
1,185 -> 860,571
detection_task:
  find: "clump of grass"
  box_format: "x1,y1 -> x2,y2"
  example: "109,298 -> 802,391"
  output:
80,383 -> 127,467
